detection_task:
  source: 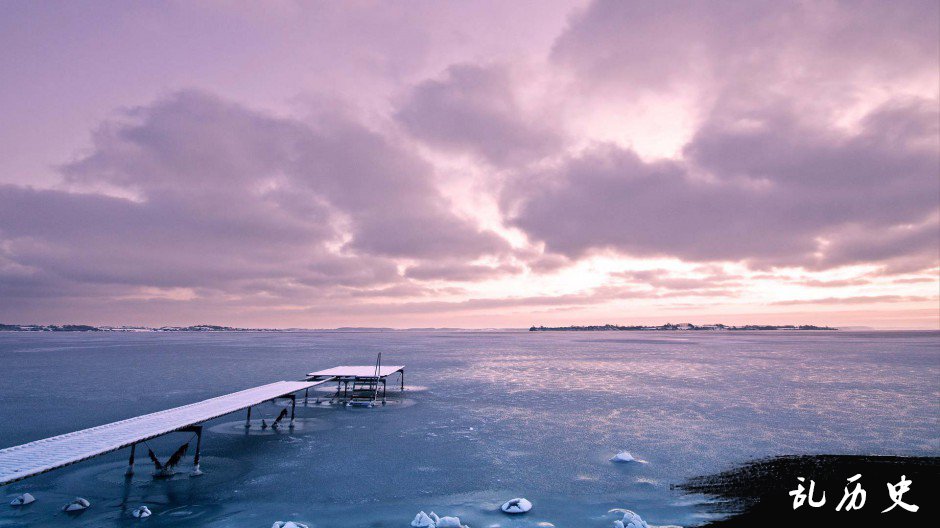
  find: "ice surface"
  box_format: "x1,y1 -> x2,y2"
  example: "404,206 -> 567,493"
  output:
0,330 -> 936,527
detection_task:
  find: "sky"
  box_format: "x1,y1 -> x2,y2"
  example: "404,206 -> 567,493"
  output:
0,0 -> 938,329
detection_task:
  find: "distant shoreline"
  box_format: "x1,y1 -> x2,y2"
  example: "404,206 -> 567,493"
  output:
529,323 -> 838,331
0,324 -> 500,332
2,322 -> 839,332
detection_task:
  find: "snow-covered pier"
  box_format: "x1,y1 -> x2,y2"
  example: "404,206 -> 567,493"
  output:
0,361 -> 405,486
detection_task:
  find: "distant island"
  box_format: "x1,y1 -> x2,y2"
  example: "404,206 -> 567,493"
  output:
0,324 -> 275,332
529,323 -> 837,331
0,324 -> 438,332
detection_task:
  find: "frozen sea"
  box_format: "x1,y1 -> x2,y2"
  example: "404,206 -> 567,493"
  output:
0,330 -> 937,527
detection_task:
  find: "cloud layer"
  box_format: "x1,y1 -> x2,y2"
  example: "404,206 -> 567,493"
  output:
0,0 -> 936,327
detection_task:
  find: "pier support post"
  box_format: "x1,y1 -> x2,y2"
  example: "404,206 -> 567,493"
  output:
244,406 -> 252,428
191,426 -> 203,476
289,395 -> 296,429
304,388 -> 309,405
382,378 -> 387,404
401,370 -> 405,391
125,443 -> 136,477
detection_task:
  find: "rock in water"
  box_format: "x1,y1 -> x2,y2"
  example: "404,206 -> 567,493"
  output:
501,497 -> 533,514
131,505 -> 152,518
411,511 -> 436,527
10,493 -> 35,506
610,451 -> 637,463
271,522 -> 309,528
435,516 -> 463,528
62,497 -> 90,512
620,510 -> 648,528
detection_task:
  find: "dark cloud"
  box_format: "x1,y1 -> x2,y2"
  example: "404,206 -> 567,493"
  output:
517,0 -> 938,276
505,97 -> 939,271
551,0 -> 938,96
395,63 -> 562,165
0,90 -> 511,318
404,261 -> 524,282
614,269 -> 741,291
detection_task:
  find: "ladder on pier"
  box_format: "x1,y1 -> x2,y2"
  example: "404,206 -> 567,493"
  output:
347,353 -> 383,406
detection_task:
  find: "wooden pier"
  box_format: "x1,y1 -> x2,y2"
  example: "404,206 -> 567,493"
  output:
0,361 -> 405,487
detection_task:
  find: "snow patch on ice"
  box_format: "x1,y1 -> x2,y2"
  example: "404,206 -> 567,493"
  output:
271,522 -> 309,528
610,451 -> 647,464
9,493 -> 35,506
609,509 -> 649,528
411,510 -> 468,528
500,497 -> 532,514
411,511 -> 435,527
62,497 -> 90,512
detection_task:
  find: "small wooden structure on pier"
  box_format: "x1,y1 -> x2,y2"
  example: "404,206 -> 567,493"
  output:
306,363 -> 405,406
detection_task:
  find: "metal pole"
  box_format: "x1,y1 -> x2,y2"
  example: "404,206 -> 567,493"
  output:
245,406 -> 252,428
192,426 -> 203,476
125,443 -> 136,477
382,379 -> 387,404
304,388 -> 309,405
401,370 -> 405,391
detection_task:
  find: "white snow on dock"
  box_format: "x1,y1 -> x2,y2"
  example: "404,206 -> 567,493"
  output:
0,380 -> 323,486
306,365 -> 404,379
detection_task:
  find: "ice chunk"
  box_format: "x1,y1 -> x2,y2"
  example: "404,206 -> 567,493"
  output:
610,451 -> 637,463
428,512 -> 441,524
131,505 -> 152,518
435,517 -> 463,528
411,511 -> 436,527
271,522 -> 309,528
10,493 -> 35,506
62,497 -> 90,511
500,497 -> 532,514
621,510 -> 648,528
613,521 -> 625,528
